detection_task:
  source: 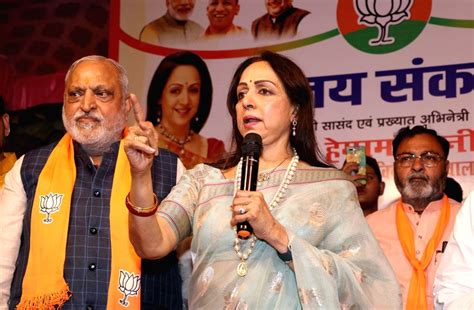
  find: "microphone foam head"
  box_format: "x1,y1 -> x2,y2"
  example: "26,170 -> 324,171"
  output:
242,133 -> 262,157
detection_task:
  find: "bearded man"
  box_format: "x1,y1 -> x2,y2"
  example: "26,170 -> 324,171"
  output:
367,125 -> 461,310
140,0 -> 203,47
0,56 -> 183,309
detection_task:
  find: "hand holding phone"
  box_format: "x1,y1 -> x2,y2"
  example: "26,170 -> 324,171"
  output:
345,146 -> 367,185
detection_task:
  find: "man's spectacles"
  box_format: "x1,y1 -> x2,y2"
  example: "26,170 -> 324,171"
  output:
395,152 -> 445,168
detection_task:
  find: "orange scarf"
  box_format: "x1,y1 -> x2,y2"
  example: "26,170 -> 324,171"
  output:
18,133 -> 141,309
396,195 -> 450,310
0,152 -> 17,187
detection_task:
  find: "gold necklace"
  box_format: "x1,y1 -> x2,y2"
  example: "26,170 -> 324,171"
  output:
257,157 -> 289,186
233,149 -> 299,277
158,124 -> 193,154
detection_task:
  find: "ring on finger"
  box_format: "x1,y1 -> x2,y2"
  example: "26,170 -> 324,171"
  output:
238,207 -> 246,215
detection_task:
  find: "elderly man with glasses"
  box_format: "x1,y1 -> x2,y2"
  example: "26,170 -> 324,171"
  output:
366,125 -> 461,310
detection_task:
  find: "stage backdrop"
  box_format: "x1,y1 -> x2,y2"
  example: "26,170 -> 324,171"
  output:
110,0 -> 473,208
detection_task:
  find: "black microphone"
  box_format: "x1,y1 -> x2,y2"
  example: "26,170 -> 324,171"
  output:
237,133 -> 263,239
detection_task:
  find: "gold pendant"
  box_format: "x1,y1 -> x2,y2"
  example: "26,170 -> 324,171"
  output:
237,261 -> 247,277
258,173 -> 269,183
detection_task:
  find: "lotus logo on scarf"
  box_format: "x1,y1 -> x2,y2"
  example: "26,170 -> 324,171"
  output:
39,193 -> 64,224
118,269 -> 140,307
354,0 -> 413,46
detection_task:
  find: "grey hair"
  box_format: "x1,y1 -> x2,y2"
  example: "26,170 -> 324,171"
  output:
64,55 -> 129,98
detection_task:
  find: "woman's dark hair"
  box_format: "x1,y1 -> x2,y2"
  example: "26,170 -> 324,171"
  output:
392,125 -> 450,158
221,51 -> 330,169
366,156 -> 382,182
444,177 -> 463,203
146,51 -> 213,133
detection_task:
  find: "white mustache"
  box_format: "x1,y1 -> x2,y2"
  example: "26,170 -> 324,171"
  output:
74,112 -> 103,123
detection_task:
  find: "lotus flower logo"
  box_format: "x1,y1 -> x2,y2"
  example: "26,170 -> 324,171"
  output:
354,0 -> 413,46
118,269 -> 140,307
39,193 -> 64,224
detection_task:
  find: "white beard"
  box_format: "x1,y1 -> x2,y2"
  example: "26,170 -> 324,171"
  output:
396,172 -> 444,201
62,107 -> 128,156
168,6 -> 191,21
401,181 -> 434,200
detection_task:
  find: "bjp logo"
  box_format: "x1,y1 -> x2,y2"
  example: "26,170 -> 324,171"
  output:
354,0 -> 413,46
39,193 -> 63,224
337,0 -> 432,53
118,270 -> 140,307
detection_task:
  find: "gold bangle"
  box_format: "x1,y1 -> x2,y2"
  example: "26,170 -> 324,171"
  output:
125,193 -> 159,217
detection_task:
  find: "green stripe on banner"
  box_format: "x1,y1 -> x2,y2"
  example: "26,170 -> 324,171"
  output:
277,28 -> 340,51
304,28 -> 341,44
429,17 -> 474,28
261,28 -> 340,53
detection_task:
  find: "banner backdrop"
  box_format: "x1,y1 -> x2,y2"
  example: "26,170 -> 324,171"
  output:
110,0 -> 473,208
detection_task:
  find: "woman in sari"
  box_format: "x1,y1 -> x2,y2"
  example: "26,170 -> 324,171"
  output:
125,51 -> 402,309
146,51 -> 225,169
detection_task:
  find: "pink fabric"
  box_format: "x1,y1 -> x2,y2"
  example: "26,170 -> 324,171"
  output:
7,72 -> 66,111
366,198 -> 461,309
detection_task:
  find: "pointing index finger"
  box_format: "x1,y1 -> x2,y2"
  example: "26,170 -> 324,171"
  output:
130,93 -> 145,123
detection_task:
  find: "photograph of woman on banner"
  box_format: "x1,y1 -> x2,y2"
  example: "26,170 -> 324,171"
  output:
146,51 -> 225,169
126,51 -> 402,309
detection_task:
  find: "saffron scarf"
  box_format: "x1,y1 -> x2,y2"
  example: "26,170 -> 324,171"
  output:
0,152 -> 17,188
18,133 -> 141,309
396,195 -> 450,310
